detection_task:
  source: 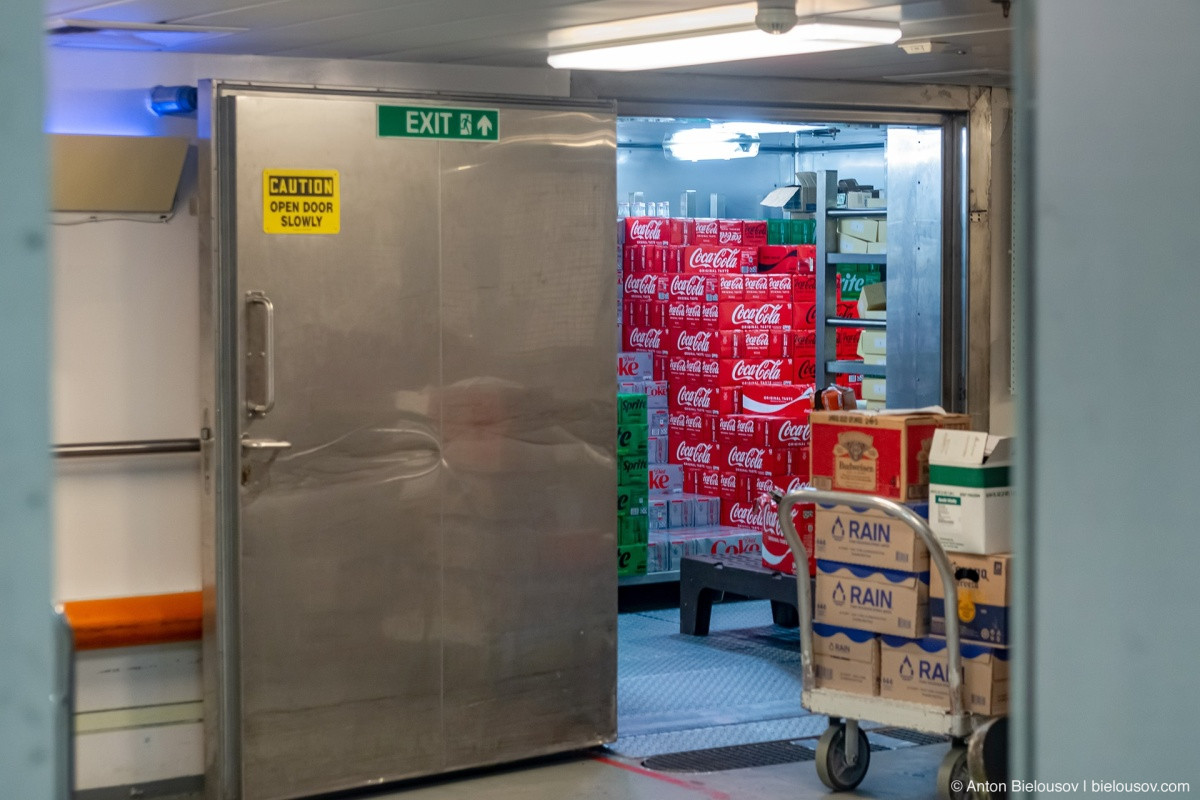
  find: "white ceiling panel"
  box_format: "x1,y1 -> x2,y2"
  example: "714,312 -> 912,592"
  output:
44,0 -> 1012,85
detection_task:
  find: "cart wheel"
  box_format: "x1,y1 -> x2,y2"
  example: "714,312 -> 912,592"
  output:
937,745 -> 973,800
815,723 -> 871,791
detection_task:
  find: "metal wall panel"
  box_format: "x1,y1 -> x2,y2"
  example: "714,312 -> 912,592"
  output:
885,127 -> 944,408
201,85 -> 616,800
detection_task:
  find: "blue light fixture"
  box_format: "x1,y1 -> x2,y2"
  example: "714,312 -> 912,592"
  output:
149,85 -> 197,116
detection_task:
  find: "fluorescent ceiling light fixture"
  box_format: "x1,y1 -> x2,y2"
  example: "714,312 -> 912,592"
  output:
548,18 -> 900,71
663,129 -> 760,162
548,4 -> 758,50
709,121 -> 829,135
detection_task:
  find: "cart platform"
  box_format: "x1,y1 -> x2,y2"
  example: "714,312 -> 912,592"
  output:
678,552 -> 805,636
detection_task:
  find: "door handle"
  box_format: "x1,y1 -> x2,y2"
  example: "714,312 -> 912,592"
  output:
246,290 -> 276,416
241,437 -> 293,452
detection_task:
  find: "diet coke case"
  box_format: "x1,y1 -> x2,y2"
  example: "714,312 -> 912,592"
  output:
649,408 -> 670,437
648,464 -> 684,493
618,352 -> 653,381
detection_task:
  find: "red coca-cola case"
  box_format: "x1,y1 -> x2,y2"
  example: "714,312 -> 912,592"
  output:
666,273 -> 719,302
743,274 -> 770,302
649,300 -> 669,328
740,383 -> 815,416
743,220 -> 768,247
670,383 -> 723,415
718,470 -> 741,502
669,410 -> 716,442
836,371 -> 864,400
793,301 -> 818,330
670,438 -> 720,470
722,498 -> 768,531
757,245 -> 798,274
756,414 -> 812,448
653,352 -> 670,381
761,492 -> 815,576
623,326 -> 669,353
790,329 -> 817,357
621,299 -> 645,328
792,273 -> 817,300
621,272 -> 665,301
718,274 -> 745,301
718,358 -> 792,386
794,356 -> 817,385
625,216 -> 685,245
796,245 -> 816,274
690,218 -> 720,245
667,301 -> 719,330
670,327 -> 721,358
717,219 -> 744,246
766,274 -> 793,302
722,443 -> 800,477
697,467 -> 723,497
684,245 -> 745,275
837,328 -> 862,360
718,386 -> 741,416
738,329 -> 784,359
719,301 -> 792,330
718,414 -> 756,445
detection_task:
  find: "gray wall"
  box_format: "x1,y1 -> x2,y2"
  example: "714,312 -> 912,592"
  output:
1013,0 -> 1200,791
0,1 -> 57,798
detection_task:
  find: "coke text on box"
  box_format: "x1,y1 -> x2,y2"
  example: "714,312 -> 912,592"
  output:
717,219 -> 744,245
671,438 -> 720,469
625,216 -> 685,244
722,498 -> 768,531
690,218 -> 719,245
743,220 -> 768,247
667,273 -> 719,302
622,272 -> 665,300
684,245 -> 745,275
669,410 -> 716,441
757,245 -> 798,273
719,301 -> 792,330
743,274 -> 770,301
718,274 -> 745,300
718,415 -> 757,445
718,358 -> 792,386
670,328 -> 724,358
623,326 -> 668,353
795,357 -> 817,385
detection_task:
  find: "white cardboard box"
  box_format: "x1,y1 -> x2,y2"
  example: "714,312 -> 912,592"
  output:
928,430 -> 1013,554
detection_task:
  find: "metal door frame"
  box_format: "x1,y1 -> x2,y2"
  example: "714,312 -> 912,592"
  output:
198,80 -> 617,800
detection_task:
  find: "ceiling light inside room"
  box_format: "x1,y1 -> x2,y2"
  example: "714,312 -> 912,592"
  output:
663,129 -> 760,162
546,4 -> 900,72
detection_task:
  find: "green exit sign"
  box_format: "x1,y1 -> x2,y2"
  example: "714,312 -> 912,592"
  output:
378,105 -> 499,141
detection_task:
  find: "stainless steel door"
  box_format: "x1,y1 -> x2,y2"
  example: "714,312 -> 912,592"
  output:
200,85 -> 617,800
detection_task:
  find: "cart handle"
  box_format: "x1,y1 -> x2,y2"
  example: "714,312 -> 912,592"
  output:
773,487 -> 967,721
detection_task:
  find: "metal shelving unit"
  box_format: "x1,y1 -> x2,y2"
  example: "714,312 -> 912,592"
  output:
814,170 -> 886,392
618,569 -> 680,587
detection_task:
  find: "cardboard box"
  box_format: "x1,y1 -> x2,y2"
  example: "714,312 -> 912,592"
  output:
810,410 -> 972,501
866,196 -> 886,209
864,400 -> 886,411
838,233 -> 871,254
618,544 -> 648,576
930,552 -> 1011,647
814,502 -> 930,572
877,221 -> 887,243
618,514 -> 649,546
861,378 -> 886,403
813,624 -> 880,695
879,636 -> 1009,716
616,424 -> 649,456
617,393 -> 649,425
617,484 -> 649,517
928,430 -> 1014,554
838,218 -> 879,242
815,560 -> 929,637
856,281 -> 886,313
857,330 -> 887,356
813,622 -> 879,663
863,353 -> 886,367
867,242 -> 887,255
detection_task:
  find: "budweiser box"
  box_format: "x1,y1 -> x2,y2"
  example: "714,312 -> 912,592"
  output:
649,464 -> 684,493
618,352 -> 653,382
617,393 -> 648,426
617,484 -> 649,518
928,430 -> 1013,554
616,424 -> 648,456
815,560 -> 930,637
618,543 -> 648,576
761,497 -> 815,577
812,624 -> 880,696
879,636 -> 1009,716
930,552 -> 1011,647
809,410 -> 972,501
618,514 -> 649,547
814,501 -> 931,572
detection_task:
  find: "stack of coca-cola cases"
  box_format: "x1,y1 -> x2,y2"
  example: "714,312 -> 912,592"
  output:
619,215 -> 865,577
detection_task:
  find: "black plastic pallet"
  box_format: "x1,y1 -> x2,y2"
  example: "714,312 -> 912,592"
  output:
678,553 -> 812,636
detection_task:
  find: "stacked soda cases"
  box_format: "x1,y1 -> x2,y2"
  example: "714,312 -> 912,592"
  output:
805,408 -> 1007,716
619,215 -> 824,573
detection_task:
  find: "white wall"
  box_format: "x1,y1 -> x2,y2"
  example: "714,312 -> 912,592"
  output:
46,47 -> 569,791
1013,0 -> 1200,790
1,2 -> 58,797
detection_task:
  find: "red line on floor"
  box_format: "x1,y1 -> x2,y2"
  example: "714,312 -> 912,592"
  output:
593,756 -> 733,800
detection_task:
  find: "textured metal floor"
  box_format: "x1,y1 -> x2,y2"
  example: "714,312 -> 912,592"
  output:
613,599 -> 860,758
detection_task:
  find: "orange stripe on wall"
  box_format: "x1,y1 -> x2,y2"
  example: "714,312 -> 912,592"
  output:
61,591 -> 202,650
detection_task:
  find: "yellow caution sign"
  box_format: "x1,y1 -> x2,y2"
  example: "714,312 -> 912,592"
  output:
262,169 -> 339,234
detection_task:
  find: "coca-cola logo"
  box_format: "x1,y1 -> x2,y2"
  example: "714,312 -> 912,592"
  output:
731,303 -> 784,326
744,332 -> 770,348
629,218 -> 665,240
670,275 -> 708,298
701,360 -> 720,379
778,420 -> 811,444
695,220 -> 719,235
785,476 -> 812,493
627,328 -> 663,350
676,330 -> 714,354
623,273 -> 660,296
719,417 -> 738,432
729,503 -> 764,526
700,472 -> 722,490
676,386 -> 715,409
797,359 -> 816,382
767,276 -> 792,291
721,472 -> 738,489
718,230 -> 742,244
649,472 -> 669,490
806,305 -> 818,326
727,446 -> 767,470
647,382 -> 668,398
731,360 -> 784,382
745,276 -> 768,291
712,539 -> 759,556
675,441 -> 715,465
688,247 -> 740,271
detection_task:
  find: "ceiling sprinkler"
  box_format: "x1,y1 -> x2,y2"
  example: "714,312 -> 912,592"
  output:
755,0 -> 798,34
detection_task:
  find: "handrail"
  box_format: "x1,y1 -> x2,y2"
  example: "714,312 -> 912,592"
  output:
54,439 -> 201,458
